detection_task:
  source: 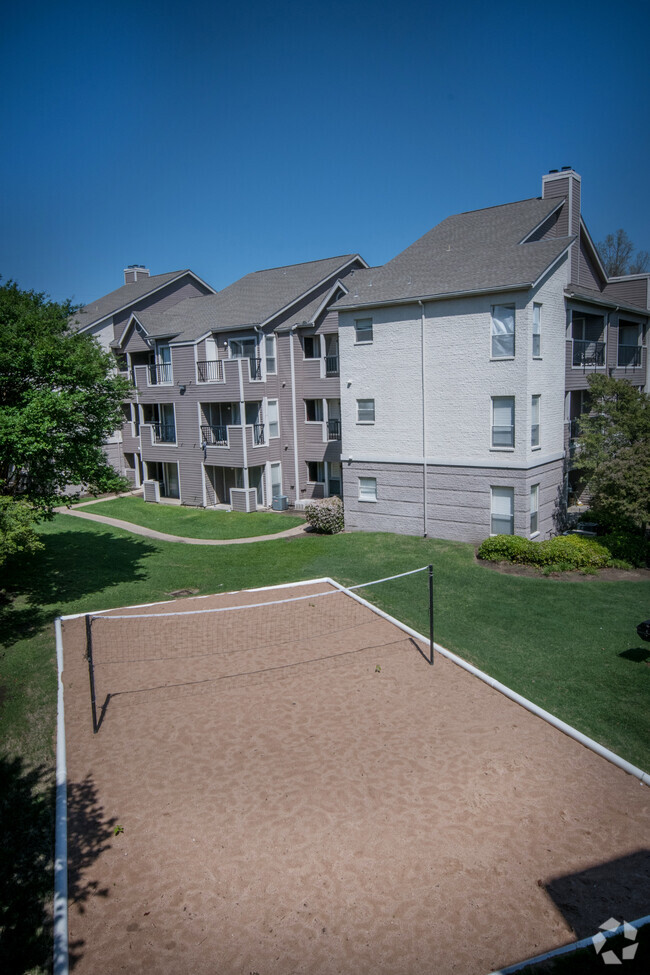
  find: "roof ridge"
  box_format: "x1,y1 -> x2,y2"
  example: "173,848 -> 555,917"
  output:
248,254 -> 356,275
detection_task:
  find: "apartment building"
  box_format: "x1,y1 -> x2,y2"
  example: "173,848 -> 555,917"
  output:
335,169 -> 649,542
73,256 -> 367,510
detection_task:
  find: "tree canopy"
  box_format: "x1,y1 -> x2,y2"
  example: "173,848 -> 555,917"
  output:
0,279 -> 131,520
577,375 -> 650,531
597,229 -> 649,277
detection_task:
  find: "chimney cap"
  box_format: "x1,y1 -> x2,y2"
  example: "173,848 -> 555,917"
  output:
548,169 -> 559,174
561,165 -> 572,171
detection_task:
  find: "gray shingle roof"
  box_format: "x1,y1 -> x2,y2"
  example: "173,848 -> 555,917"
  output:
150,255 -> 361,342
70,271 -> 194,331
335,198 -> 572,309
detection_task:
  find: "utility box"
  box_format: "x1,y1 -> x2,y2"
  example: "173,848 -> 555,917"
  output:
272,495 -> 289,511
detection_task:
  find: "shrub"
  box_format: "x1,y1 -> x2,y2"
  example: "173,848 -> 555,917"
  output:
477,532 -> 614,571
305,496 -> 344,534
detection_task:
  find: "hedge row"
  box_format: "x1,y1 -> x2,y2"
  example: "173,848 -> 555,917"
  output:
477,533 -> 614,571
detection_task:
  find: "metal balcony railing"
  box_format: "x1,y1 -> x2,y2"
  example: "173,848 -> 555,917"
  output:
252,422 -> 265,446
151,422 -> 176,443
617,345 -> 642,367
201,423 -> 228,446
148,362 -> 173,385
325,354 -> 339,376
572,339 -> 605,367
248,358 -> 262,381
197,359 -> 224,382
327,418 -> 341,441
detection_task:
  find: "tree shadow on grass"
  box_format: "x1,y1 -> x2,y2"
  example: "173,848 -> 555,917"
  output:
0,756 -> 54,974
1,530 -> 157,638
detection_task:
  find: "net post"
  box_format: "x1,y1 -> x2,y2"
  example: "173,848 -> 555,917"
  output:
428,564 -> 434,665
85,614 -> 98,734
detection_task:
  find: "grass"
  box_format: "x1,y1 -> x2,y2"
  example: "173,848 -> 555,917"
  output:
68,495 -> 304,538
1,514 -> 649,973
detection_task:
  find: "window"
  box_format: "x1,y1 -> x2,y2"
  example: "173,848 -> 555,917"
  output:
359,476 -> 377,501
618,322 -> 640,367
532,304 -> 541,357
305,399 -> 323,422
491,486 -> 514,535
268,400 -> 279,438
265,334 -> 276,374
303,335 -> 320,359
530,484 -> 539,535
357,398 -> 375,423
492,396 -> 514,448
271,462 -> 282,499
531,395 -> 540,448
307,461 -> 325,483
491,305 -> 515,357
355,318 -> 373,343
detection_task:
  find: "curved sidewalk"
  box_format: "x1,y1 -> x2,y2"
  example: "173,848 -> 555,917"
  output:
54,505 -> 309,546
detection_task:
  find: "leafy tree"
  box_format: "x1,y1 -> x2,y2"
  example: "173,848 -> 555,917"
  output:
576,375 -> 650,532
0,280 -> 130,560
597,228 -> 649,276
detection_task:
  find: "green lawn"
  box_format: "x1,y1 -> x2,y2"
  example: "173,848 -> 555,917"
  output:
71,495 -> 304,538
1,515 -> 648,973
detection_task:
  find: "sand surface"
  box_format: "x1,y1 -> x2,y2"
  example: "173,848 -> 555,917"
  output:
61,583 -> 650,974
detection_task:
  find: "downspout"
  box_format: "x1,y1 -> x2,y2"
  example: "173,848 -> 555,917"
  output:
237,359 -> 249,495
254,325 -> 269,502
289,325 -> 301,504
419,300 -> 428,537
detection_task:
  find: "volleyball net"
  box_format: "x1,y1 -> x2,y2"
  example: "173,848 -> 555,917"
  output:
77,566 -> 434,732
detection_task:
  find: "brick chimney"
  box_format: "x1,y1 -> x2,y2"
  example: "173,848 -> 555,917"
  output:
542,167 -> 581,282
124,265 -> 150,284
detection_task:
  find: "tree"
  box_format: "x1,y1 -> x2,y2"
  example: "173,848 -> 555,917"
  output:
0,280 -> 131,560
597,228 -> 649,277
576,375 -> 650,531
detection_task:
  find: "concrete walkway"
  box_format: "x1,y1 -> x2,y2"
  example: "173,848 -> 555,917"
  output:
54,498 -> 309,546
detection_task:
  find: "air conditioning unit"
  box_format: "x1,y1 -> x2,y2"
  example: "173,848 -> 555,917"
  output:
272,495 -> 289,511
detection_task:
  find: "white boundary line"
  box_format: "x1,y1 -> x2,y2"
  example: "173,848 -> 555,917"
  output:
54,571 -> 649,975
488,914 -> 650,973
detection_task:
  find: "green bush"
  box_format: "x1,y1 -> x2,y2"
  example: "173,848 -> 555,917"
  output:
597,531 -> 650,568
305,496 -> 344,534
477,533 -> 614,571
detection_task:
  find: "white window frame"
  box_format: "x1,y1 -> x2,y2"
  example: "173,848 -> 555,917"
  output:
531,395 -> 540,449
358,476 -> 377,502
532,303 -> 541,358
307,461 -> 325,483
268,399 -> 279,438
354,318 -> 373,344
491,305 -> 515,358
305,399 -> 323,423
357,398 -> 375,423
491,486 -> 514,535
265,334 -> 277,375
530,483 -> 539,536
491,396 -> 515,449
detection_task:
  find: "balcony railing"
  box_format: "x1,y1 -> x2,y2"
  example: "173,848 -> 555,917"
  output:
617,345 -> 642,367
248,358 -> 262,381
201,423 -> 228,446
197,359 -> 224,382
252,422 -> 265,446
572,339 -> 605,367
148,362 -> 173,385
327,418 -> 341,441
151,422 -> 176,443
325,354 -> 339,376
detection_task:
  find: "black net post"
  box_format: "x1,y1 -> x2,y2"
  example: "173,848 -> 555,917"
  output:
85,615 -> 98,734
428,564 -> 434,665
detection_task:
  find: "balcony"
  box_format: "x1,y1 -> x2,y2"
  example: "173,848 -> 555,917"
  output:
201,423 -> 228,446
572,339 -> 605,368
197,359 -> 224,382
151,422 -> 176,443
325,354 -> 339,376
617,345 -> 642,368
148,362 -> 173,385
327,418 -> 341,441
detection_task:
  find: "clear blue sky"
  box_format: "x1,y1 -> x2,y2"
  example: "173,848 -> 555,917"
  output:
2,0 -> 649,306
